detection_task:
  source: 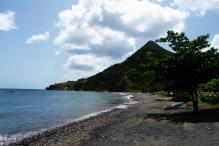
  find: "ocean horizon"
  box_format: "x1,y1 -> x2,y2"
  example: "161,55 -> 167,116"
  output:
0,89 -> 134,145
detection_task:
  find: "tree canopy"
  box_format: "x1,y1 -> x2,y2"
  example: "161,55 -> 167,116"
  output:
155,30 -> 219,112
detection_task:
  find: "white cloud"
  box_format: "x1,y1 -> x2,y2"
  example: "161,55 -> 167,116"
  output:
64,54 -> 116,80
65,54 -> 114,71
211,34 -> 219,49
0,11 -> 17,31
55,0 -> 187,80
172,0 -> 219,15
26,32 -> 50,44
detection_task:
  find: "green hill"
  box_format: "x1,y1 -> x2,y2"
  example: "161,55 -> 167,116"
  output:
46,41 -> 171,92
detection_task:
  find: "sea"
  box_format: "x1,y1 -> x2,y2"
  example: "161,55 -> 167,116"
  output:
0,89 -> 135,145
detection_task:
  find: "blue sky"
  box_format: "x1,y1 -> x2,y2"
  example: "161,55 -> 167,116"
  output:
0,0 -> 76,89
0,0 -> 219,89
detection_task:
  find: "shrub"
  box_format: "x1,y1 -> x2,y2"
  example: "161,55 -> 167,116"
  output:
200,78 -> 219,92
198,92 -> 219,104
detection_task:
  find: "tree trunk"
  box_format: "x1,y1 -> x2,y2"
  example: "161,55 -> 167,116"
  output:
192,90 -> 199,114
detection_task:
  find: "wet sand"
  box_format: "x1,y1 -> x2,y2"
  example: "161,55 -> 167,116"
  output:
10,93 -> 219,146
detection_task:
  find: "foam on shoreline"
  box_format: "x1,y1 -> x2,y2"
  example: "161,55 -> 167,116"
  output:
0,131 -> 43,146
1,93 -> 137,146
120,94 -> 138,105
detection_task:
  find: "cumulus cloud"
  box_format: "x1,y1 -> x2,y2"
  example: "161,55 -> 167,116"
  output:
0,11 -> 17,31
55,27 -> 136,59
65,54 -> 114,71
65,55 -> 95,71
55,0 -> 188,80
26,32 -> 50,44
211,34 -> 219,49
172,0 -> 219,15
64,54 -> 116,80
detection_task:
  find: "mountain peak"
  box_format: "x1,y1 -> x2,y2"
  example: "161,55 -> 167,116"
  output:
46,41 -> 170,91
140,40 -> 166,52
124,40 -> 170,64
146,40 -> 157,45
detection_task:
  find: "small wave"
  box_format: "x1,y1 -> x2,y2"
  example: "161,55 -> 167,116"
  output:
123,95 -> 133,100
65,108 -> 114,123
0,131 -> 39,146
0,134 -> 17,146
115,105 -> 128,109
117,93 -> 128,96
121,94 -> 138,105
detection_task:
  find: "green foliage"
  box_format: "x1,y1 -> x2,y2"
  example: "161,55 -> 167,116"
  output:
155,31 -> 219,94
46,41 -> 170,92
155,30 -> 219,112
46,30 -> 219,106
199,92 -> 219,104
200,78 -> 219,92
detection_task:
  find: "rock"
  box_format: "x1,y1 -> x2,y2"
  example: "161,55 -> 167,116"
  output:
164,102 -> 184,110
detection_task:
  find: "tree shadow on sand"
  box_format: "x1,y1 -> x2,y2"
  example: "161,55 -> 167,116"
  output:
145,109 -> 219,123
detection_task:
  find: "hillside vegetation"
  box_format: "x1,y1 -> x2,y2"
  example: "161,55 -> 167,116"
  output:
46,41 -> 171,92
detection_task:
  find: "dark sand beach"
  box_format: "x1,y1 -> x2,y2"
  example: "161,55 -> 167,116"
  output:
10,93 -> 219,146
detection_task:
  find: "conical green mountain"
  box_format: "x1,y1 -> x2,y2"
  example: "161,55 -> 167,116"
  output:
46,41 -> 171,92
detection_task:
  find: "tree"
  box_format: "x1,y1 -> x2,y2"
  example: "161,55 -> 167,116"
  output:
155,31 -> 219,113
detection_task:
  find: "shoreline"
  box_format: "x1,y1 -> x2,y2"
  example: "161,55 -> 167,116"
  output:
2,107 -> 121,146
6,92 -> 137,146
9,104 -> 128,146
8,93 -> 219,146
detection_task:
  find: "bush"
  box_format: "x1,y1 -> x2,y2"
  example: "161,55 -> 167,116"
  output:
198,92 -> 219,104
200,78 -> 219,92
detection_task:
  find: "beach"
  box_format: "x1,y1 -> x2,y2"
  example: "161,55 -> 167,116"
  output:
10,93 -> 219,146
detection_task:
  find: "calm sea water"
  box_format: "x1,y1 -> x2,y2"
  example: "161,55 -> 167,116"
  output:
0,89 -> 132,145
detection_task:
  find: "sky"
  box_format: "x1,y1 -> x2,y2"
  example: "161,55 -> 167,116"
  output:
0,0 -> 219,89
